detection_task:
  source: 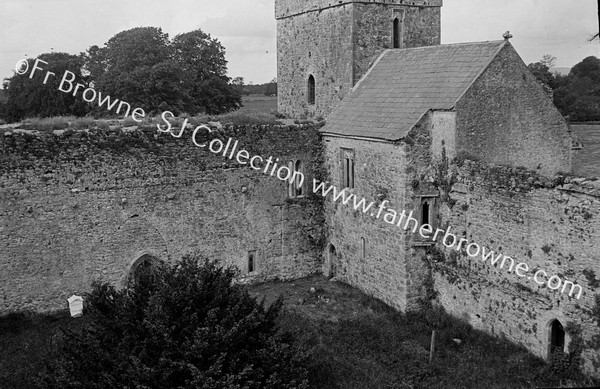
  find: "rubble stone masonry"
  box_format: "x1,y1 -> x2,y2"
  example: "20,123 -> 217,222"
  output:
0,124 -> 325,313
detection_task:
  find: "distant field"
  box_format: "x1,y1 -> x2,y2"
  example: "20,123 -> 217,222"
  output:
571,123 -> 600,178
237,95 -> 277,115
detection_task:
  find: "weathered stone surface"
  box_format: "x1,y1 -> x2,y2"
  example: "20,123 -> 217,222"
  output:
276,0 -> 441,119
0,124 -> 325,313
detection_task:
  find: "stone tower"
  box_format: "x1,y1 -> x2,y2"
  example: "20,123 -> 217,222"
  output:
275,0 -> 443,119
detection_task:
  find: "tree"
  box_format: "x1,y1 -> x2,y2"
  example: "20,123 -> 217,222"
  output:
2,52 -> 90,122
172,29 -> 242,114
553,56 -> 600,121
84,27 -> 189,115
528,54 -> 557,89
41,256 -> 309,389
264,77 -> 278,96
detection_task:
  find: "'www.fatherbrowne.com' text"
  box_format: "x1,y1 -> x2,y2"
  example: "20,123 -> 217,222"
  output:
311,179 -> 584,300
156,120 -> 583,300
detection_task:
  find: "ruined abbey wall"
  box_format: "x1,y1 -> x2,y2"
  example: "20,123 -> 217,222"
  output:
0,124 -> 325,313
432,159 -> 600,373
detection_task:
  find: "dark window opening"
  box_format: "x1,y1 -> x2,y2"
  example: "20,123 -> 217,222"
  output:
550,320 -> 565,354
288,160 -> 304,198
341,149 -> 355,189
343,157 -> 355,188
295,160 -> 304,196
361,237 -> 366,259
248,252 -> 255,273
393,18 -> 401,48
422,201 -> 430,225
308,75 -> 316,105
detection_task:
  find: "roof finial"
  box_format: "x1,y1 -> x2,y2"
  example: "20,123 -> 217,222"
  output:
503,31 -> 513,41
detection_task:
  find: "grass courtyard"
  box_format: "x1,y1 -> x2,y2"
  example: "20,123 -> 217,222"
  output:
1,276 -> 596,388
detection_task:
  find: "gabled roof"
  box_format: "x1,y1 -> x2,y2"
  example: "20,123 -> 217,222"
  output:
321,40 -> 508,141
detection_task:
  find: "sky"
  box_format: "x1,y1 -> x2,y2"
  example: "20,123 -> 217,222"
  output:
0,0 -> 598,84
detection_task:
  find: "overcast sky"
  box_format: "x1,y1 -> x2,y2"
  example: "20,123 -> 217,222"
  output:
1,0 -> 598,84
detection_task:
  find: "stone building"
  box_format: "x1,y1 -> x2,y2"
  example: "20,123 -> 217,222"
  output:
320,37 -> 575,310
276,0 -> 442,119
306,0 -> 600,376
1,0 -> 599,380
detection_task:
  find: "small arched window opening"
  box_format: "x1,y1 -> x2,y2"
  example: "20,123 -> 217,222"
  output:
550,319 -> 565,354
248,251 -> 256,273
393,18 -> 401,48
307,75 -> 316,105
422,201 -> 430,226
360,237 -> 366,259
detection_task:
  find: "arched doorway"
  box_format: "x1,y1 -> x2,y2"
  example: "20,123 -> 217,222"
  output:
549,319 -> 565,354
127,254 -> 161,286
325,244 -> 338,279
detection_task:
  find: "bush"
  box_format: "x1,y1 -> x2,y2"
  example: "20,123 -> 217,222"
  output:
40,256 -> 310,389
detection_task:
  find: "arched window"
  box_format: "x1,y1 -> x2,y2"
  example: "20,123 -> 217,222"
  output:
549,320 -> 565,354
393,18 -> 401,48
361,237 -> 366,259
307,75 -> 316,105
128,254 -> 160,285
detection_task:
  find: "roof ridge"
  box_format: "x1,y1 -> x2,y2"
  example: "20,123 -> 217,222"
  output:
391,40 -> 505,53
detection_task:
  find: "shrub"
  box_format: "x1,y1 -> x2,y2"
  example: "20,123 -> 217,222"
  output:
41,256 -> 309,389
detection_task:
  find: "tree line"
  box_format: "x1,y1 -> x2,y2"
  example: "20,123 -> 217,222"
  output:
0,27 -> 245,123
528,55 -> 600,122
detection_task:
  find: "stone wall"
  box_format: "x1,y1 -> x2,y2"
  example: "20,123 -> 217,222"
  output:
322,136 -> 411,310
352,3 -> 441,84
276,5 -> 354,119
275,0 -> 443,19
455,43 -> 572,177
0,123 -> 325,313
431,158 -> 600,374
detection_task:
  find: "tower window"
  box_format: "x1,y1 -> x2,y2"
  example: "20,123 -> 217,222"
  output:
341,148 -> 355,189
393,18 -> 401,48
307,75 -> 316,105
392,9 -> 405,49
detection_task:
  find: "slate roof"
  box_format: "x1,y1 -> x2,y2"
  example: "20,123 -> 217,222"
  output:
321,40 -> 509,141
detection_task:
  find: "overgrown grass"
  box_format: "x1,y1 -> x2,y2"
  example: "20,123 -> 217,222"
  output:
2,278 -> 597,388
16,110 -> 282,133
20,116 -> 111,132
